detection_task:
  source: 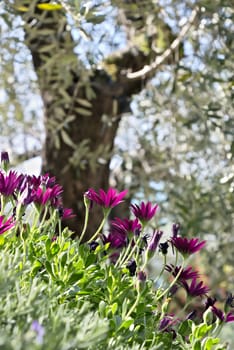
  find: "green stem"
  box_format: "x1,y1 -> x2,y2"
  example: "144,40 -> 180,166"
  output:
122,234 -> 142,265
154,254 -> 167,286
87,209 -> 110,243
124,291 -> 141,320
79,198 -> 90,243
156,256 -> 185,302
115,236 -> 134,268
0,195 -> 4,215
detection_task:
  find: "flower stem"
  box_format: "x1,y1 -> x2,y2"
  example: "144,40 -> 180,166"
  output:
154,254 -> 167,286
87,209 -> 110,243
156,256 -> 185,302
79,199 -> 90,243
125,291 -> 141,320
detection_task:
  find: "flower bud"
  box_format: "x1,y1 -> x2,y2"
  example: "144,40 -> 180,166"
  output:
1,151 -> 10,171
203,307 -> 214,325
136,270 -> 147,292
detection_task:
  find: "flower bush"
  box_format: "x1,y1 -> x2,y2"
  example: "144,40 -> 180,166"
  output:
0,152 -> 232,349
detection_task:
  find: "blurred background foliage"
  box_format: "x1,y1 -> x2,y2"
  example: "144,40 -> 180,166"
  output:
0,0 -> 233,296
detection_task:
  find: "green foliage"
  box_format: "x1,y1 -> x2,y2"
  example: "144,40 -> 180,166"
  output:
0,226 -> 228,350
0,160 -> 232,350
1,0 -> 233,299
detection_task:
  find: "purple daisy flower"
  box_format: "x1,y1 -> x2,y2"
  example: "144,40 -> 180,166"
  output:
171,237 -> 206,257
85,188 -> 128,209
110,217 -> 141,237
181,277 -> 209,298
131,201 -> 158,223
158,315 -> 178,339
57,207 -> 76,220
102,230 -> 127,249
32,184 -> 63,207
211,306 -> 234,323
0,170 -> 21,196
165,264 -> 200,281
0,215 -> 15,235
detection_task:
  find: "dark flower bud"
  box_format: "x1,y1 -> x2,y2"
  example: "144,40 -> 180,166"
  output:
148,230 -> 163,253
1,151 -> 9,164
172,223 -> 180,238
137,270 -> 147,282
136,270 -> 147,292
88,241 -> 99,251
168,285 -> 178,297
1,151 -> 10,171
159,241 -> 169,255
204,296 -> 216,310
126,259 -> 137,276
186,310 -> 197,320
225,293 -> 234,312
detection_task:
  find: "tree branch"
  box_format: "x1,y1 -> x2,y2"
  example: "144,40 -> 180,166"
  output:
125,6 -> 200,81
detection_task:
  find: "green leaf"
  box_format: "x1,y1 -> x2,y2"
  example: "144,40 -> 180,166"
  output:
178,320 -> 192,336
37,3 -> 63,11
75,107 -> 92,116
45,261 -> 55,279
192,340 -> 202,350
68,272 -> 84,284
51,243 -> 60,256
111,302 -> 118,315
119,318 -> 134,330
0,235 -> 5,246
203,337 -> 220,350
77,98 -> 92,108
61,129 -> 76,148
31,260 -> 42,277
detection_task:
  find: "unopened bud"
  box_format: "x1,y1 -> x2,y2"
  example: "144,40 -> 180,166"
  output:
203,307 -> 214,325
1,151 -> 9,171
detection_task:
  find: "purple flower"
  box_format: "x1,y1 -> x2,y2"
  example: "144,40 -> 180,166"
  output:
211,306 -> 234,323
102,230 -> 127,249
31,320 -> 45,344
85,188 -> 128,209
159,315 -> 178,339
165,264 -> 200,281
148,230 -> 163,253
0,170 -> 21,196
171,237 -> 206,257
32,184 -> 63,207
110,217 -> 141,237
0,215 -> 15,235
57,207 -> 76,220
159,314 -> 178,331
181,277 -> 209,298
131,202 -> 158,223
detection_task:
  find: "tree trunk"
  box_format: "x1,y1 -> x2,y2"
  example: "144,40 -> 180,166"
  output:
18,1 -> 158,239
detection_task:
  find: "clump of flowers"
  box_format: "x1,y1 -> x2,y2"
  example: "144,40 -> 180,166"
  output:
0,151 -> 233,350
0,152 -> 75,237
